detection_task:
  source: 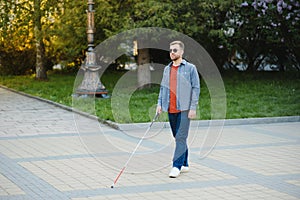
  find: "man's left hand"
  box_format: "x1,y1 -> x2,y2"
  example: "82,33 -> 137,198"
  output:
188,110 -> 197,119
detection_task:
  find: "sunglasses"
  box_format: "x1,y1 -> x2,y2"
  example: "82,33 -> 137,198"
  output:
169,48 -> 179,53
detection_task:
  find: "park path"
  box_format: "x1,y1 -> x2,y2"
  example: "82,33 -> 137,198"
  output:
0,86 -> 300,200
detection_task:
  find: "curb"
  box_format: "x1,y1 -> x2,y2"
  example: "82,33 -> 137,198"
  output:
114,116 -> 300,131
1,85 -> 299,131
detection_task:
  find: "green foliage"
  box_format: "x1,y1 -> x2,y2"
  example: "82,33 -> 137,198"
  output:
48,1 -> 86,64
0,0 -> 56,77
0,1 -> 34,75
0,48 -> 35,75
228,0 -> 300,71
0,0 -> 299,75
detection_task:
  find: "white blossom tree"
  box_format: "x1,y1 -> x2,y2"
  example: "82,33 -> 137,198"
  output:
237,0 -> 300,70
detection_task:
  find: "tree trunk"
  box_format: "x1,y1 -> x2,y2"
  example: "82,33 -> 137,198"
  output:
137,48 -> 151,89
34,0 -> 47,80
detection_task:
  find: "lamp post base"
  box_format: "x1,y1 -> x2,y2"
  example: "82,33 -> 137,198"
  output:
75,69 -> 109,98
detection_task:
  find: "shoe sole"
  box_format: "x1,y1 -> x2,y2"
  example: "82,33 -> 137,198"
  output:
169,173 -> 180,178
180,170 -> 189,173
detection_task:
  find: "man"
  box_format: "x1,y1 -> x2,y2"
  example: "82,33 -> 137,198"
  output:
157,41 -> 200,178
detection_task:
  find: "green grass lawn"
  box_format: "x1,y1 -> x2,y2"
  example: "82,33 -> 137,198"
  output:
1,71 -> 299,123
224,72 -> 300,119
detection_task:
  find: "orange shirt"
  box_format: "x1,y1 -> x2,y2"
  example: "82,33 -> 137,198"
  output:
169,65 -> 180,113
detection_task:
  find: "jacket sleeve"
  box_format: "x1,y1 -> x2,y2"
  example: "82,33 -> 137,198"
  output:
189,65 -> 200,110
157,84 -> 163,107
157,66 -> 167,107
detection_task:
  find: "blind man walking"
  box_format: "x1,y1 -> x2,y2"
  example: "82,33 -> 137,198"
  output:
157,41 -> 200,178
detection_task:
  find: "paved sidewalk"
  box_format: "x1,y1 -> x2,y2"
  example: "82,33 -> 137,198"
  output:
0,87 -> 300,200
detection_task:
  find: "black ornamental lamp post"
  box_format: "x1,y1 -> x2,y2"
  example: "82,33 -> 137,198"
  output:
76,0 -> 109,98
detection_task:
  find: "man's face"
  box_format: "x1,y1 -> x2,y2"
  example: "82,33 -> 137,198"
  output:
169,44 -> 183,61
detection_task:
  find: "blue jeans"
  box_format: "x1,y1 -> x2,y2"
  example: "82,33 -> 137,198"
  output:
168,111 -> 190,170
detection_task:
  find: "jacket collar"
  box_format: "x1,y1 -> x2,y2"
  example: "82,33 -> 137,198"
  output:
167,59 -> 187,67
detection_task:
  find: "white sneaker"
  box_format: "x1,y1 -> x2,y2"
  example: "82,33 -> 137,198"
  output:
169,167 -> 180,178
181,166 -> 189,173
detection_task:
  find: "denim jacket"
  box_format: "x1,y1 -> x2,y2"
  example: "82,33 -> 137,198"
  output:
157,59 -> 200,112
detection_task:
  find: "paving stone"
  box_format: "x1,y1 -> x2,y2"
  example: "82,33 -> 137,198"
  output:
0,87 -> 300,199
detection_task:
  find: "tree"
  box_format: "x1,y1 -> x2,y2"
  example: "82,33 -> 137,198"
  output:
123,0 -> 174,88
48,1 -> 86,67
93,0 -> 175,88
230,0 -> 300,71
0,0 -> 35,75
0,0 -> 68,77
252,0 -> 300,71
2,0 -> 298,76
34,0 -> 47,79
93,0 -> 237,84
169,0 -> 242,69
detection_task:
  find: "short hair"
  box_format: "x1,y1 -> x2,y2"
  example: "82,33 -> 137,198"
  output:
170,41 -> 184,51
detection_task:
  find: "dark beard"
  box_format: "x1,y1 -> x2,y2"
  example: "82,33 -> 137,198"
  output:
171,55 -> 180,61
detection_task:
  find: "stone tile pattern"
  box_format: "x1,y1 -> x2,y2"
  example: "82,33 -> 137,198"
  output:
0,87 -> 300,200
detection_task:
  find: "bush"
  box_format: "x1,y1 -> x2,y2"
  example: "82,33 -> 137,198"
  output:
0,48 -> 35,75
